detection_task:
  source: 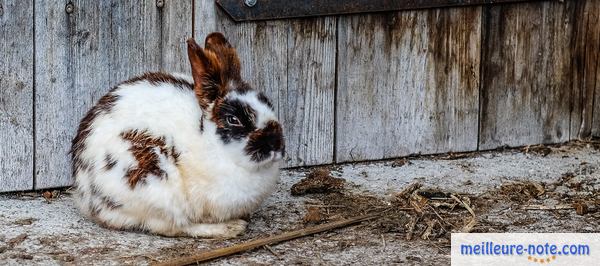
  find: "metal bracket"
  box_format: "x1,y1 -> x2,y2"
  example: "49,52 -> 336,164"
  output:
216,0 -> 537,22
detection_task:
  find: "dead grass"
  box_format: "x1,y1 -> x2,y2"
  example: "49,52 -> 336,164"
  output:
294,161 -> 599,245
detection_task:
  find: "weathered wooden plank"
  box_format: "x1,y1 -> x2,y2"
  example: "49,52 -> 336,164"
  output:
161,0 -> 193,73
35,0 -> 189,189
194,2 -> 336,167
0,0 -> 34,192
595,56 -> 600,137
571,0 -> 600,139
573,1 -> 600,138
34,0 -> 76,190
336,7 -> 481,162
479,1 -> 575,149
284,17 -> 336,166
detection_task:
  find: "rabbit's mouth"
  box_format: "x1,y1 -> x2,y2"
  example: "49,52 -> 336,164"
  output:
247,149 -> 284,166
255,151 -> 284,169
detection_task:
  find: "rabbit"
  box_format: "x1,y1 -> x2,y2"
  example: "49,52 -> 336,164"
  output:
70,32 -> 285,238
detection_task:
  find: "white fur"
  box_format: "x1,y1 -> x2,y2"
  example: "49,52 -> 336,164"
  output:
73,76 -> 282,238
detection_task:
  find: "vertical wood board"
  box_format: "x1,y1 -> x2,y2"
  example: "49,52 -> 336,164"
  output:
336,7 -> 481,162
284,18 -> 336,166
0,0 -> 34,192
570,0 -> 600,139
579,1 -> 600,137
479,1 -> 576,149
162,0 -> 193,73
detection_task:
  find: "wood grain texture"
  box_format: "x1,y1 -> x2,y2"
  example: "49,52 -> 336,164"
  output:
161,0 -> 193,73
479,1 -> 575,149
34,0 -> 190,189
195,1 -> 336,166
575,1 -> 600,137
284,18 -> 336,166
594,71 -> 600,136
0,0 -> 34,192
336,7 -> 481,162
571,0 -> 600,139
595,48 -> 600,137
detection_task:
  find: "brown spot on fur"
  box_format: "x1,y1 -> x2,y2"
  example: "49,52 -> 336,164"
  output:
120,72 -> 192,89
121,130 -> 177,188
71,93 -> 119,177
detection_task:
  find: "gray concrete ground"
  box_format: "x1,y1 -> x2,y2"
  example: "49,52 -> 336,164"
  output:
1,142 -> 599,265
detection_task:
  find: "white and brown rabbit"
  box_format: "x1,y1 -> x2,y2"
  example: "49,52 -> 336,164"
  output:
71,33 -> 284,238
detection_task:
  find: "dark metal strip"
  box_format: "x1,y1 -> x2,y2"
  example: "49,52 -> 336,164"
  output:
216,0 -> 540,21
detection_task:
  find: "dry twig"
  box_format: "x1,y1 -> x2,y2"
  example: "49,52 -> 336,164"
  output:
405,215 -> 419,241
521,204 -> 574,210
154,212 -> 381,266
263,245 -> 280,259
450,194 -> 477,233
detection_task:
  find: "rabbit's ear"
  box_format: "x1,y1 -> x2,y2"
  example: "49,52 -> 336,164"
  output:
187,38 -> 226,109
204,32 -> 241,82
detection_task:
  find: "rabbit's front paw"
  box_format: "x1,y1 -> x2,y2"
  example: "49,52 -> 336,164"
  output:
222,219 -> 248,238
184,219 -> 247,239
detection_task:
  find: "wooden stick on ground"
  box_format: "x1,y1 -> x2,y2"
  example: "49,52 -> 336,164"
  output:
154,212 -> 381,266
521,204 -> 574,210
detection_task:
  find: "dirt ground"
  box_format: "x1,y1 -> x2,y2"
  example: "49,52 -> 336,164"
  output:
1,142 -> 599,265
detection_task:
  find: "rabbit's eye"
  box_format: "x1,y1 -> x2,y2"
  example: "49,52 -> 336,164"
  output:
226,115 -> 242,127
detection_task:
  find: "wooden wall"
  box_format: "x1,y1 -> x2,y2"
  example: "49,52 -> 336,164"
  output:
0,0 -> 34,191
0,0 -> 598,192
